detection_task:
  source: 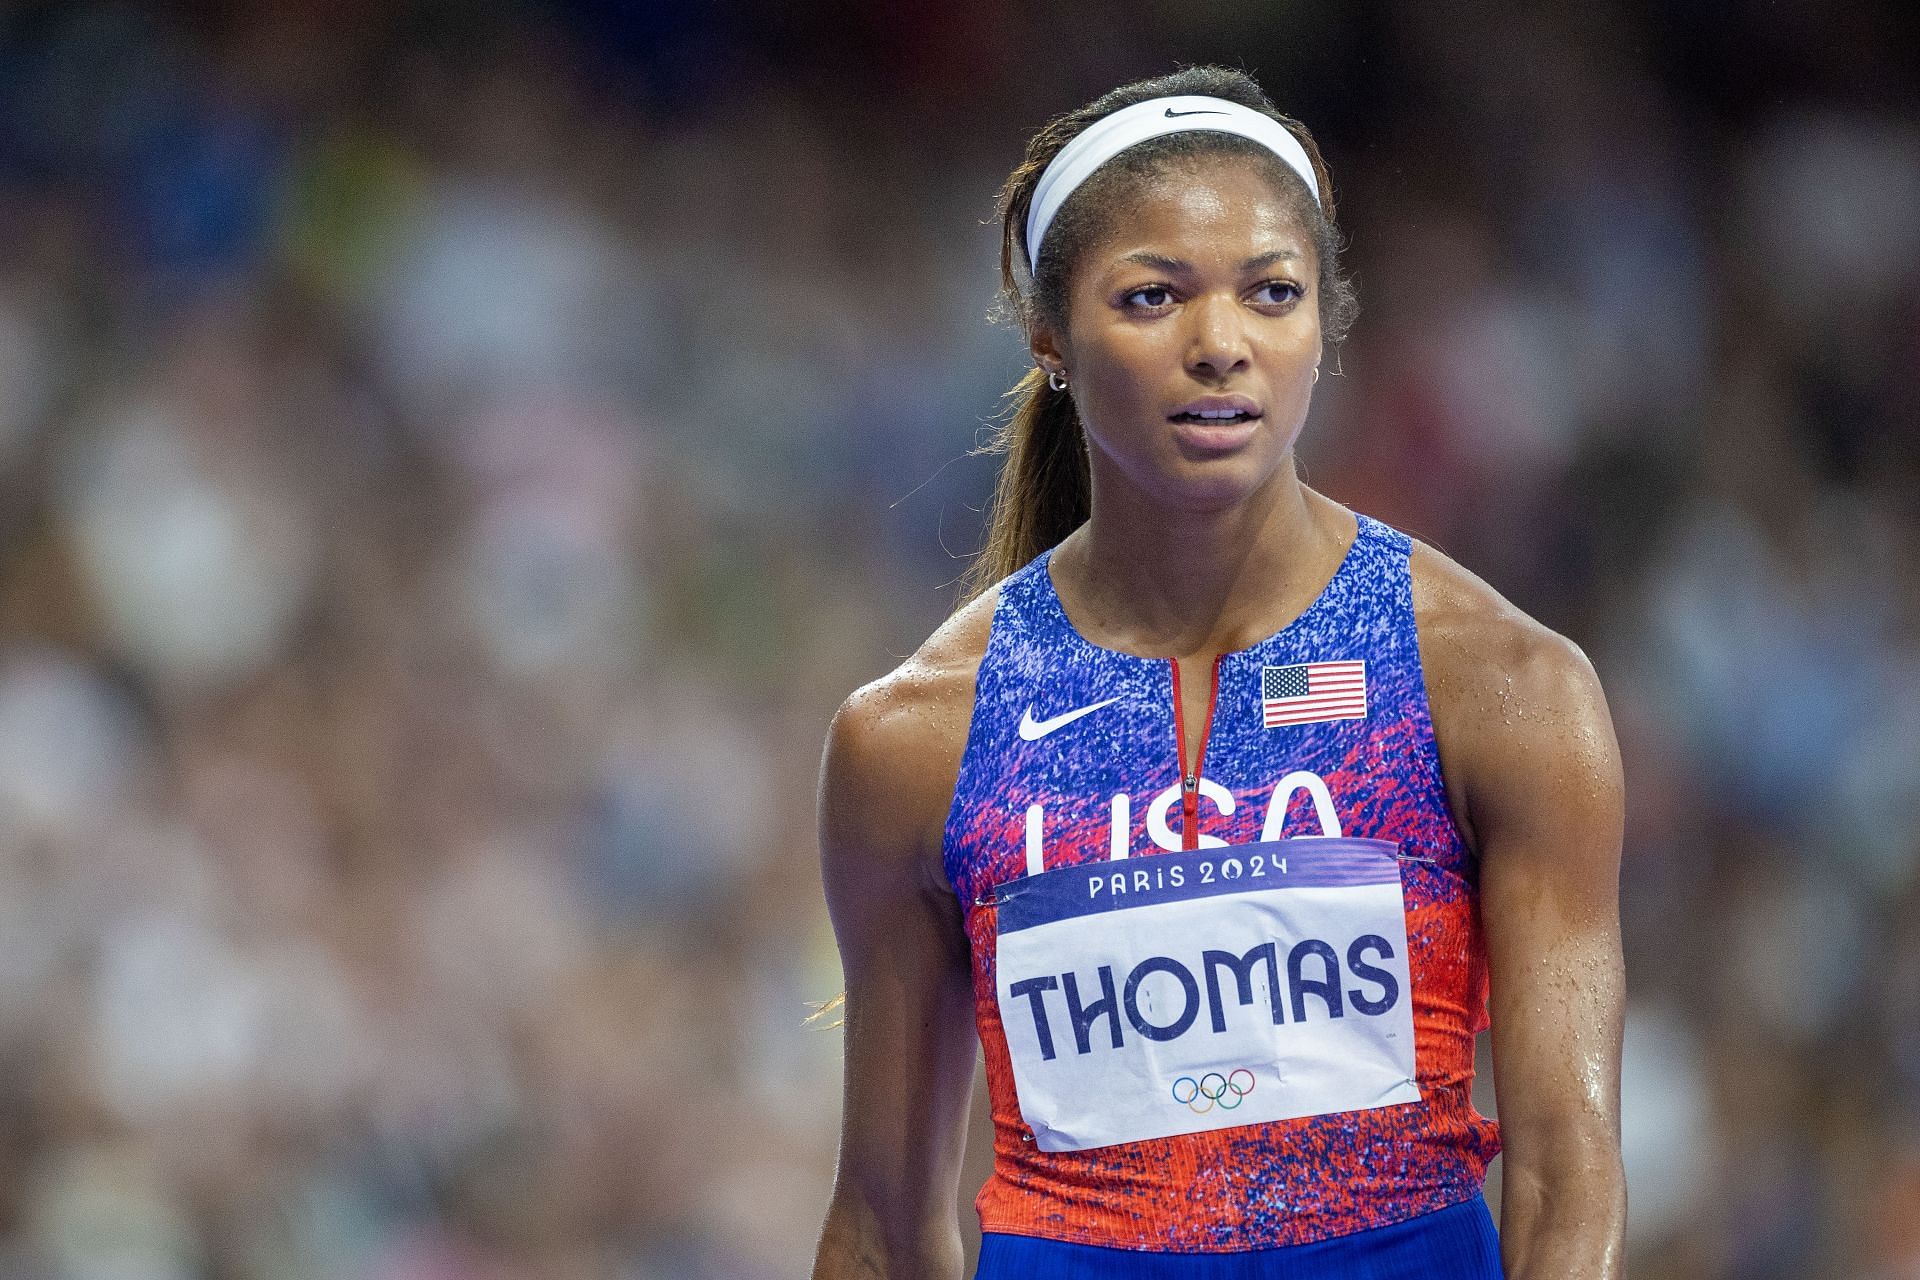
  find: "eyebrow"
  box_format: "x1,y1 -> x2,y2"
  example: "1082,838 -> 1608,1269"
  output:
1116,249 -> 1301,273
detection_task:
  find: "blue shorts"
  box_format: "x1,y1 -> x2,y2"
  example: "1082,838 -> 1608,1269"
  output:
975,1194 -> 1503,1278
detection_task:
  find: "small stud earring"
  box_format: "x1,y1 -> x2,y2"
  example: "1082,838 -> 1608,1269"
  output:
1047,369 -> 1069,392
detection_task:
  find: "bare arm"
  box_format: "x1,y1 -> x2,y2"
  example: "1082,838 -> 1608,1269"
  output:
1419,554 -> 1628,1279
811,670 -> 982,1280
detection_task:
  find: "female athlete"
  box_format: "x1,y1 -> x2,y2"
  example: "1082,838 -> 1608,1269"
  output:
811,65 -> 1626,1279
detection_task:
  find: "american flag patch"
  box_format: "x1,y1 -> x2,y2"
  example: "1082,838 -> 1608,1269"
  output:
1261,661 -> 1368,728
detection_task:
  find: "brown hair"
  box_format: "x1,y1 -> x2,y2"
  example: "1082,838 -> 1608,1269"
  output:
956,65 -> 1356,606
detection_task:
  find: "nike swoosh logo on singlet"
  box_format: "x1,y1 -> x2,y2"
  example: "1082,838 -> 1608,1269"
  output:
1018,697 -> 1122,741
1163,108 -> 1227,117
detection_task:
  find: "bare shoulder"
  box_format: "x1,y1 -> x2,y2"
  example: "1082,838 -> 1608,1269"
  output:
818,583 -> 1002,894
1408,538 -> 1599,703
1407,537 -> 1621,851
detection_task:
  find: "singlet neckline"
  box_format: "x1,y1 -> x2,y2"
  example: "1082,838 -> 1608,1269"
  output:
1035,509 -> 1372,663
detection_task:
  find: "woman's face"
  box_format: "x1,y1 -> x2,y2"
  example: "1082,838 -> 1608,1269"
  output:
1035,156 -> 1322,510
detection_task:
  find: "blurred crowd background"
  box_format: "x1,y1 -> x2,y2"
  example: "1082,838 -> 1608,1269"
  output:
0,1 -> 1913,1277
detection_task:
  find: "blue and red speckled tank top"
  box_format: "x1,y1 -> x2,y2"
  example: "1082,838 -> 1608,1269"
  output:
941,510 -> 1501,1253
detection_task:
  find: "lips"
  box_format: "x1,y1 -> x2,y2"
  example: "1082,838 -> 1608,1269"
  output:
1168,393 -> 1263,424
1166,392 -> 1265,454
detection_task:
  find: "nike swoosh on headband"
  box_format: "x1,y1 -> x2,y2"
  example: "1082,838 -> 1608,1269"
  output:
1026,95 -> 1324,275
1018,697 -> 1122,741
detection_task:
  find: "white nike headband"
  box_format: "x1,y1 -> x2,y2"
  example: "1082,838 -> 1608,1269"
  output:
1025,94 -> 1323,277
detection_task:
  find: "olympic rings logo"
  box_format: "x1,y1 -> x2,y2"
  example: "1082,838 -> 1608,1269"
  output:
1170,1069 -> 1256,1114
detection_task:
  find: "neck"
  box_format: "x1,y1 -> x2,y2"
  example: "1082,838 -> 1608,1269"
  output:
1054,452 -> 1345,659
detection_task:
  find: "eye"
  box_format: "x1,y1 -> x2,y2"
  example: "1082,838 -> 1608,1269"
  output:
1253,280 -> 1305,306
1122,284 -> 1176,310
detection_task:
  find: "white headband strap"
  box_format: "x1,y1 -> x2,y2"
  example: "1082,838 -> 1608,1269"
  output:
1025,95 -> 1323,277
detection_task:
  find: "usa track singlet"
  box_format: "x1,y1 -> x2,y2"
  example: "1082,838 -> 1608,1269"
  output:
942,510 -> 1502,1255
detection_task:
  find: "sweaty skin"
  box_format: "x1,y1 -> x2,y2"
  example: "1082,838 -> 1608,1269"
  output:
811,157 -> 1625,1280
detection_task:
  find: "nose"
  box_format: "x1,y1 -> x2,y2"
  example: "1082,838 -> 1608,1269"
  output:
1183,291 -> 1252,381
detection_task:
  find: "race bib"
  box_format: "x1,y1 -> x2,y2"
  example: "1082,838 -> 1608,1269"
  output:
992,837 -> 1419,1152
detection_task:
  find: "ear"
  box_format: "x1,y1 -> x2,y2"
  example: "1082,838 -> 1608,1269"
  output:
1029,320 -> 1069,379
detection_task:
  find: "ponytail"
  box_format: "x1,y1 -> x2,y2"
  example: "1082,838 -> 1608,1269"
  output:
957,367 -> 1091,605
